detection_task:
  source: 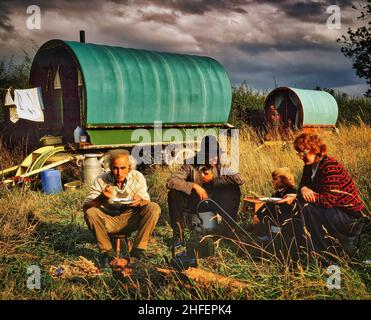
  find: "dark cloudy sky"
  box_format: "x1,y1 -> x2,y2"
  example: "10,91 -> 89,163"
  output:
0,0 -> 369,95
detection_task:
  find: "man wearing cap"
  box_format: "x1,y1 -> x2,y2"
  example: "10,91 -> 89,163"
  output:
166,135 -> 244,245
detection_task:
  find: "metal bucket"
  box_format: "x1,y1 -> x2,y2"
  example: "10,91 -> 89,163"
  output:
76,153 -> 103,185
191,211 -> 220,233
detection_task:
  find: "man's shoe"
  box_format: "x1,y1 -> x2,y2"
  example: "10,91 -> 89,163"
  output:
98,250 -> 116,268
130,248 -> 146,260
108,256 -> 132,279
108,256 -> 130,269
171,231 -> 186,258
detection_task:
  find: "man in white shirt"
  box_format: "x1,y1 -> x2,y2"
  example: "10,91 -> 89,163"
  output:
83,149 -> 161,265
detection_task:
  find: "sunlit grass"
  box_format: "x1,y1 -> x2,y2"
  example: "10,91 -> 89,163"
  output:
0,125 -> 370,300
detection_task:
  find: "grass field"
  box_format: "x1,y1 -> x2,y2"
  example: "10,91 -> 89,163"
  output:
0,125 -> 370,300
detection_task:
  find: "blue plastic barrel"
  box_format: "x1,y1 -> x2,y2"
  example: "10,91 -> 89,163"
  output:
41,169 -> 62,194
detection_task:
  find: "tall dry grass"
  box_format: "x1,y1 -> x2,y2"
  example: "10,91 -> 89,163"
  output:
0,125 -> 370,300
148,124 -> 370,218
0,189 -> 39,241
0,137 -> 28,170
237,124 -> 370,207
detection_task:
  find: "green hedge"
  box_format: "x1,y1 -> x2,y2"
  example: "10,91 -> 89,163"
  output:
321,88 -> 371,125
229,83 -> 267,128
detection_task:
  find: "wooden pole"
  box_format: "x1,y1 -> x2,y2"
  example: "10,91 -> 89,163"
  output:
156,266 -> 250,292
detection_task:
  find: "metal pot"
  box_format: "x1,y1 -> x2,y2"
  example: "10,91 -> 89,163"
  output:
76,153 -> 104,185
191,211 -> 220,233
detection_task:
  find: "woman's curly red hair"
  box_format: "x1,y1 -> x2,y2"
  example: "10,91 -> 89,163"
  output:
294,133 -> 327,158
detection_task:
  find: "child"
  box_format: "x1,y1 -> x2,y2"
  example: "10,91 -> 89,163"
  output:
270,167 -> 297,199
251,168 -> 297,236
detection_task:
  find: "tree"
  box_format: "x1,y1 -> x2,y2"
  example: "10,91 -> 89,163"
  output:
337,3 -> 371,97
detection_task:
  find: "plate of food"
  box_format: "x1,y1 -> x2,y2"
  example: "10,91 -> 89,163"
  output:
112,197 -> 133,204
258,197 -> 282,203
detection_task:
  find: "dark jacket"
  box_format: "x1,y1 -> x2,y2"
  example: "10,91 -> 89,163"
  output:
166,164 -> 244,195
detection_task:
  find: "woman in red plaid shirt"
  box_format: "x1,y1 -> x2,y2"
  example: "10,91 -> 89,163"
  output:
279,133 -> 367,263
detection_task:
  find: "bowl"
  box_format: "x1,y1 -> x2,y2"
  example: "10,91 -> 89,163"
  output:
112,197 -> 133,204
64,180 -> 81,191
258,197 -> 282,203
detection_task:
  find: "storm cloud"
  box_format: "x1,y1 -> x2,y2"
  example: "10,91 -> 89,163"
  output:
0,0 -> 368,94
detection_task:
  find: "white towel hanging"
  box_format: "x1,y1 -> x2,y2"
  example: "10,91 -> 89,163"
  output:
13,87 -> 44,122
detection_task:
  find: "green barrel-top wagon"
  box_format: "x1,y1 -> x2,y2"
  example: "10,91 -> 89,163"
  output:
15,38 -> 233,150
0,37 -> 235,182
264,86 -> 339,134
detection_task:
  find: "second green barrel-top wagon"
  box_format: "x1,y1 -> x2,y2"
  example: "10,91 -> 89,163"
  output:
264,86 -> 339,132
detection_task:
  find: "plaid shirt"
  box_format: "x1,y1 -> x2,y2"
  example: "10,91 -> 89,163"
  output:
299,156 -> 365,215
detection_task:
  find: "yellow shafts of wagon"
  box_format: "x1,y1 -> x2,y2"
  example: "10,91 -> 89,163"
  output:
0,146 -> 73,185
0,165 -> 19,176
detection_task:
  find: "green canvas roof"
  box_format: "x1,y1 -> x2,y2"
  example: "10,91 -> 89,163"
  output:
60,40 -> 232,127
289,87 -> 338,125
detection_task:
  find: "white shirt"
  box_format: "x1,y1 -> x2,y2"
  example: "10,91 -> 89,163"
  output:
84,170 -> 150,215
